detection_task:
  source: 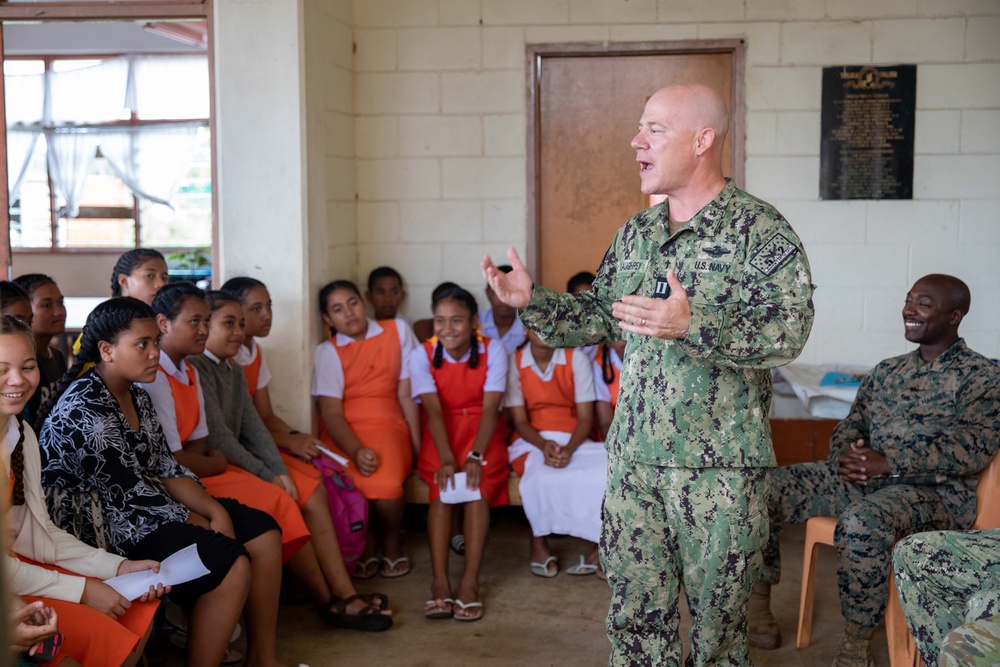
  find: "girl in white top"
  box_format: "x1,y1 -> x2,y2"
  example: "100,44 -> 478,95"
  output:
506,329 -> 606,578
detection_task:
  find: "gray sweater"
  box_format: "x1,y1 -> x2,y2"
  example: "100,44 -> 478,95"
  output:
187,352 -> 288,481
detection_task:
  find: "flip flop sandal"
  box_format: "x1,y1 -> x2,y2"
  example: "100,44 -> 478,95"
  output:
168,631 -> 243,664
450,534 -> 466,556
452,599 -> 484,622
321,595 -> 394,632
353,557 -> 379,580
566,555 -> 600,576
423,597 -> 455,620
380,556 -> 411,578
530,555 -> 559,578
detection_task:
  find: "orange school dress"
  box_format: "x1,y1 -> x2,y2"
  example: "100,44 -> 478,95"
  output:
509,348 -> 581,476
5,473 -> 158,667
416,339 -> 509,507
317,320 -> 413,499
164,363 -> 310,562
240,342 -> 265,399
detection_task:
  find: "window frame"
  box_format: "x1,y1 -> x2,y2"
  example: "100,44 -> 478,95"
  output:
0,0 -> 214,274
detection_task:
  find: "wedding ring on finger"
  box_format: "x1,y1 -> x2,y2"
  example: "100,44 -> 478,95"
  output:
641,318 -> 646,326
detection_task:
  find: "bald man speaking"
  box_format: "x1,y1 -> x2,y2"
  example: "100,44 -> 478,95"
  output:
484,84 -> 815,666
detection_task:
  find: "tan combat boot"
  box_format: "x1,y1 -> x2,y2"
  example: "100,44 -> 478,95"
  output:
747,582 -> 782,649
831,622 -> 876,667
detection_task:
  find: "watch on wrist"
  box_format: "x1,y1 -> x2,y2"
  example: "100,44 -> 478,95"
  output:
466,451 -> 483,463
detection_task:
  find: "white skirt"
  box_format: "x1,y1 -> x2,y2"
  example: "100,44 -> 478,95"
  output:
508,431 -> 608,543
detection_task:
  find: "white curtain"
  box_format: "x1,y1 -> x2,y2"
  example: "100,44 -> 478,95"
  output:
46,128 -> 100,218
47,58 -> 130,125
130,55 -> 209,120
6,130 -> 39,202
98,124 -> 201,207
3,70 -> 45,126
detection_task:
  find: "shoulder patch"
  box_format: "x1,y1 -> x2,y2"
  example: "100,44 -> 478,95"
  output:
749,233 -> 798,276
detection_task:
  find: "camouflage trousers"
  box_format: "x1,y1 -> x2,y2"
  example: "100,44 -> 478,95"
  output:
601,456 -> 769,667
761,461 -> 974,628
893,530 -> 1000,667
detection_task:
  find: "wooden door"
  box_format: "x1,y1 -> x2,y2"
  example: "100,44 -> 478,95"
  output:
528,42 -> 744,291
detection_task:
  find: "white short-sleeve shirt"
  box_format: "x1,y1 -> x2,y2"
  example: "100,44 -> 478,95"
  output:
409,338 -> 508,398
505,347 -> 596,408
311,318 -> 416,400
139,350 -> 209,453
479,309 -> 527,356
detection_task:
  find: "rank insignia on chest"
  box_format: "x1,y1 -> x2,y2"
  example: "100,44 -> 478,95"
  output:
653,277 -> 671,299
749,233 -> 798,276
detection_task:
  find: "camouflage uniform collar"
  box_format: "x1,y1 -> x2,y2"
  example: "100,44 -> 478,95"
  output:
911,338 -> 968,372
641,179 -> 736,245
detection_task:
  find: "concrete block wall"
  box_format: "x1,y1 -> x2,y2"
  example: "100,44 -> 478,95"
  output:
349,0 -> 1000,365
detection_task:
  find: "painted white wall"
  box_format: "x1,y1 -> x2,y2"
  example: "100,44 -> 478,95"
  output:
352,0 -> 1000,366
214,0 -> 315,428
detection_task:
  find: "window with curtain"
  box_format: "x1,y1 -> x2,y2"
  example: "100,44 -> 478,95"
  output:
5,54 -> 211,250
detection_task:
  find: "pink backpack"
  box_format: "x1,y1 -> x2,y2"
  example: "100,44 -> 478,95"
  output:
311,456 -> 368,575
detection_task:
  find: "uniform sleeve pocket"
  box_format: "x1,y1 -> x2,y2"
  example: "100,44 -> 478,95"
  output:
730,507 -> 769,553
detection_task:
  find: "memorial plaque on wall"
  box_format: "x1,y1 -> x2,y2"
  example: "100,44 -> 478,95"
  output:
820,65 -> 916,200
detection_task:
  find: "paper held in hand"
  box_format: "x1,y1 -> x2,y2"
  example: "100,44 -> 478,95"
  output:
318,445 -> 350,467
439,472 -> 482,504
104,543 -> 210,600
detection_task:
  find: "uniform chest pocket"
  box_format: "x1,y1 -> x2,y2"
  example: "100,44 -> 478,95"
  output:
614,271 -> 647,300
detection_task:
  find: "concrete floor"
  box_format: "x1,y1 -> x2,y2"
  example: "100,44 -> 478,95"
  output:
148,511 -> 890,666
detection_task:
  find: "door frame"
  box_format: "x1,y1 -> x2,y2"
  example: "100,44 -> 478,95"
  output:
525,39 -> 746,277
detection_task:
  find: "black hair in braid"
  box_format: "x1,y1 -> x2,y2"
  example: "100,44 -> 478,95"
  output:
110,248 -> 165,297
601,344 -> 617,385
0,315 -> 36,506
318,280 -> 361,314
12,273 -> 57,299
220,276 -> 267,304
153,281 -> 206,321
431,286 -> 480,369
34,297 -> 157,432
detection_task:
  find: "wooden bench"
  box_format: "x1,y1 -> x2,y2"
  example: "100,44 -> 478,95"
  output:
403,471 -> 523,506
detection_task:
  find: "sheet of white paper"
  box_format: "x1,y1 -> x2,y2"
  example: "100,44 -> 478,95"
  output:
104,543 -> 211,600
317,445 -> 350,467
438,472 -> 483,505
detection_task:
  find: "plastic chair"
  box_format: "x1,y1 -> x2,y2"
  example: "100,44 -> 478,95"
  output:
796,515 -> 837,648
885,455 -> 1000,667
797,456 -> 1000,663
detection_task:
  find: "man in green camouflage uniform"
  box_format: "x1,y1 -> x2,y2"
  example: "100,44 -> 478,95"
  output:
483,84 -> 814,666
894,530 -> 1000,667
754,275 -> 1000,667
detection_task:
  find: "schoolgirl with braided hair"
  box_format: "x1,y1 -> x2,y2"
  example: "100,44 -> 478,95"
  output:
408,285 -> 509,622
1,315 -> 165,666
109,248 -> 170,304
35,298 -> 308,666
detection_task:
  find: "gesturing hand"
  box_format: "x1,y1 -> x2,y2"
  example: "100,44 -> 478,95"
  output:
482,248 -> 534,309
